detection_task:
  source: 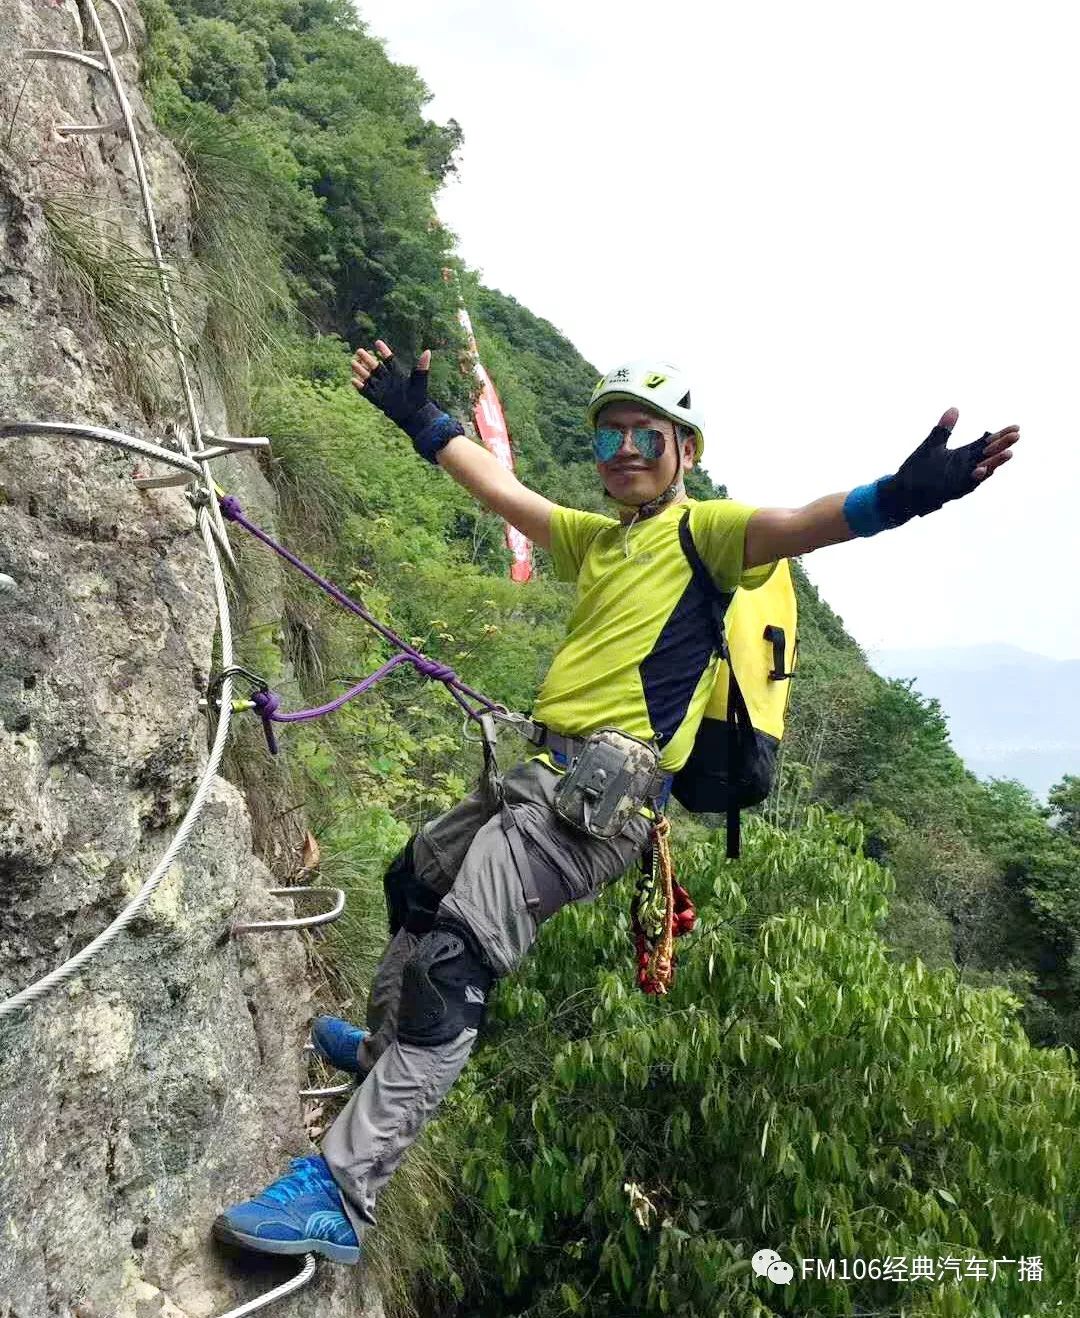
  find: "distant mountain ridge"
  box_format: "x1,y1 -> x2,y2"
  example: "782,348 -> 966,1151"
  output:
867,644 -> 1080,800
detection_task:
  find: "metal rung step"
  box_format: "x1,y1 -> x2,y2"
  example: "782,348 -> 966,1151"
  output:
299,1043 -> 353,1099
213,1254 -> 317,1317
232,888 -> 346,936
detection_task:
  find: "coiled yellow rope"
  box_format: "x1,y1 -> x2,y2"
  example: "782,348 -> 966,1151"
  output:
632,816 -> 695,995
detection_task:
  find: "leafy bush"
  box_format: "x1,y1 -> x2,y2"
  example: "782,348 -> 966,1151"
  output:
425,810 -> 1080,1316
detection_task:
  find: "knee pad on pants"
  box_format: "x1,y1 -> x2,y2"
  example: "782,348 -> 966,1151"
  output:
398,920 -> 494,1047
384,835 -> 442,938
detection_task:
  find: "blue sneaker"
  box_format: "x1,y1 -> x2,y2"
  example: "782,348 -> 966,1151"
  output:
311,1015 -> 367,1074
213,1155 -> 361,1264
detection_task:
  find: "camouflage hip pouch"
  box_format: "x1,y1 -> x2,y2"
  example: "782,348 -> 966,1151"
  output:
553,728 -> 667,839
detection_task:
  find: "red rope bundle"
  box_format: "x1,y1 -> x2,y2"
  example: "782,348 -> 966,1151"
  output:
631,816 -> 696,995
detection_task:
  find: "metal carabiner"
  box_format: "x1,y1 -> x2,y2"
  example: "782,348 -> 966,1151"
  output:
203,665 -> 269,710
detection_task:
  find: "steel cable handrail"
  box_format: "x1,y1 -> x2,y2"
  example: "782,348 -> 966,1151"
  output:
0,498 -> 236,1017
3,7 -> 329,1312
0,0 -> 247,1015
0,420 -> 204,476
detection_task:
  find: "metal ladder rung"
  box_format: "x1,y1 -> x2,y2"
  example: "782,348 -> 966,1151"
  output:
133,438 -> 271,488
213,1254 -> 317,1318
232,888 -> 346,936
299,1081 -> 353,1098
97,0 -> 132,56
57,118 -> 125,137
133,472 -> 199,490
23,49 -> 108,75
202,435 -> 272,451
25,0 -> 131,71
299,1043 -> 353,1098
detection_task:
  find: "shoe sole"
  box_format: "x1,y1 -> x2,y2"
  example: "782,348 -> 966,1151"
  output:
213,1214 -> 361,1265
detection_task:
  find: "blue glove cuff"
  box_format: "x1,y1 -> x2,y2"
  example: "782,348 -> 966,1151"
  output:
843,478 -> 892,537
413,412 -> 465,464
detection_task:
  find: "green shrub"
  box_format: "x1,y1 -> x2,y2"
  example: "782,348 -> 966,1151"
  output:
423,809 -> 1080,1316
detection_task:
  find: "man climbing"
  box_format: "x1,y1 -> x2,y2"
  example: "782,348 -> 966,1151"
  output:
214,341 -> 1020,1263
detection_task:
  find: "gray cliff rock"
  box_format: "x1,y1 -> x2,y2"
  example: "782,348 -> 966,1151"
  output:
0,4 -> 377,1315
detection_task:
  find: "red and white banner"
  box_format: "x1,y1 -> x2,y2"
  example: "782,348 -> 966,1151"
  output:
457,307 -> 533,583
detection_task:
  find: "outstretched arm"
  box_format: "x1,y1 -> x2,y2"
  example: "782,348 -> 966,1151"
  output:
435,432 -> 557,550
743,493 -> 857,568
352,340 -> 556,550
743,408 -> 1021,569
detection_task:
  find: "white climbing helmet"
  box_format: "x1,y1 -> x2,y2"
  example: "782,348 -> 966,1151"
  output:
586,360 -> 705,461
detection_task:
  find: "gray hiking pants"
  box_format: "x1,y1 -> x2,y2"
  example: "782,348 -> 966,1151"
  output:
320,756 -> 651,1240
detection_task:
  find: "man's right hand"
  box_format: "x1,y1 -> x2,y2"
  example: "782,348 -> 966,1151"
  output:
353,339 -> 556,550
351,339 -> 464,463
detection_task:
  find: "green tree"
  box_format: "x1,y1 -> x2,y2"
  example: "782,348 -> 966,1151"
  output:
180,16 -> 269,113
1048,773 -> 1080,844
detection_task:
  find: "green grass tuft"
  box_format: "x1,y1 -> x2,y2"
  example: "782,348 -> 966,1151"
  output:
42,197 -> 185,418
169,106 -> 296,425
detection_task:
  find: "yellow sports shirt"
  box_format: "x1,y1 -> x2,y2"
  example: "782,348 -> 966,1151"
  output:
532,497 -> 776,773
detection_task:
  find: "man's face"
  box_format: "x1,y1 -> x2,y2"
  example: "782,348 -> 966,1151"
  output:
594,401 -> 696,506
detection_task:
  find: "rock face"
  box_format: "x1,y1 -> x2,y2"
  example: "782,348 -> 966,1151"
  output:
0,5 -> 377,1315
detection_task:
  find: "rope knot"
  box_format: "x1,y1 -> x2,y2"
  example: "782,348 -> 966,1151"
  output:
252,689 -> 282,719
412,657 -> 458,683
218,494 -> 244,522
251,688 -> 282,756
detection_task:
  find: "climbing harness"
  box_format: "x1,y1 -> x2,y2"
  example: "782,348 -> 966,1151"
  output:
510,726 -> 691,991
631,815 -> 696,995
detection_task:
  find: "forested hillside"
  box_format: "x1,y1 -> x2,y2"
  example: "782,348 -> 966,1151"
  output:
129,2 -> 1080,1313
871,644 -> 1080,798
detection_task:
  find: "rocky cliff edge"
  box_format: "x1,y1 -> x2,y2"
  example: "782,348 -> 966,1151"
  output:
0,4 -> 377,1315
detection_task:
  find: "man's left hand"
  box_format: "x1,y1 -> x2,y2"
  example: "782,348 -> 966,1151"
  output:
877,409 -> 1021,527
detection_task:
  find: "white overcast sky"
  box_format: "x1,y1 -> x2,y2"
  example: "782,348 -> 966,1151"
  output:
360,0 -> 1079,659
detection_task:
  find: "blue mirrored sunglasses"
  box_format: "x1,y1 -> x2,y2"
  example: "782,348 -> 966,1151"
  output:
592,426 -> 668,463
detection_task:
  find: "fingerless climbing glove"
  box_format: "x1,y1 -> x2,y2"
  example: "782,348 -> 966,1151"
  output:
843,419 -> 993,536
362,355 -> 464,464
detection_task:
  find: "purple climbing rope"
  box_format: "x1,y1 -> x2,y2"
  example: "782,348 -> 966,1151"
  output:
216,494 -> 505,754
